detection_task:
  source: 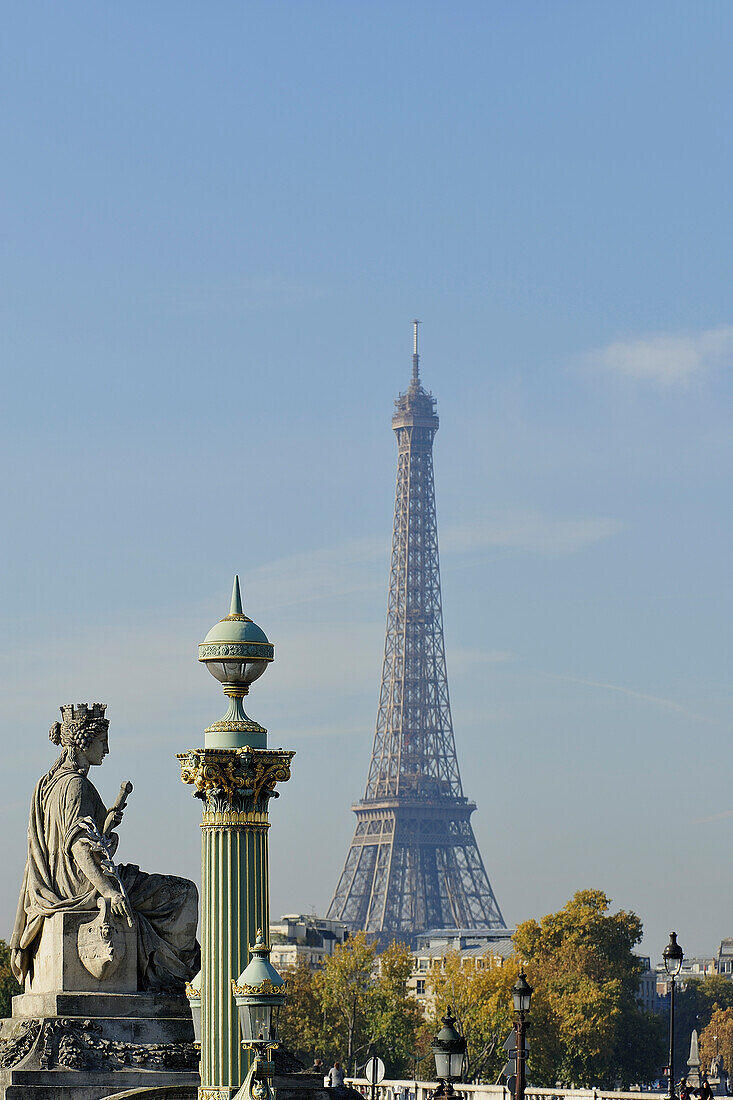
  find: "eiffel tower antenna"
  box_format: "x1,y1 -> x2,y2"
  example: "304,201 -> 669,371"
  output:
327,324 -> 505,943
412,319 -> 421,384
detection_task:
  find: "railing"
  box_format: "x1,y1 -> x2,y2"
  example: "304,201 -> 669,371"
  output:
346,1079 -> 665,1100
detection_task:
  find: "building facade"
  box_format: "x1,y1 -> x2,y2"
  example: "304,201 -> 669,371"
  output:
269,913 -> 349,971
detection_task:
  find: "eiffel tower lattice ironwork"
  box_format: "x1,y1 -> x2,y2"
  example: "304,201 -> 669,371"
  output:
328,323 -> 505,942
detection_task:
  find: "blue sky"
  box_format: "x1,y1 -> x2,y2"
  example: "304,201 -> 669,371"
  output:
2,1 -> 733,960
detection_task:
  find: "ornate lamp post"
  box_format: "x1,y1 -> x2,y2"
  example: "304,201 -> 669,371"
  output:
431,1008 -> 467,1097
511,969 -> 533,1100
663,932 -> 684,1100
232,929 -> 287,1100
179,577 -> 294,1100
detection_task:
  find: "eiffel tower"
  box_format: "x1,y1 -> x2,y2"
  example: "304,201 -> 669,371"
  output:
327,323 -> 505,944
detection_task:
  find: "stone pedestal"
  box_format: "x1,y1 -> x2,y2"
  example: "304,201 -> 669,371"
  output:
0,908 -> 199,1099
0,991 -> 199,1100
27,910 -> 138,995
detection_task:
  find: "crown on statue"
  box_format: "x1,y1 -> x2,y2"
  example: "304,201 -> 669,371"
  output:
50,702 -> 109,749
59,703 -> 108,725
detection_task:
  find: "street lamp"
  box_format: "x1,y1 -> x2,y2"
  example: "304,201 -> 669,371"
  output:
232,929 -> 287,1100
663,932 -> 684,1100
511,969 -> 533,1100
431,1008 -> 467,1097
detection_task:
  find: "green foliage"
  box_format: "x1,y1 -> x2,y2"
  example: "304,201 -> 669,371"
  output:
675,976 -> 733,1062
0,940 -> 21,1019
367,941 -> 424,1076
514,889 -> 665,1088
316,930 -> 378,1073
277,958 -> 325,1066
427,950 -> 519,1082
278,933 -> 422,1078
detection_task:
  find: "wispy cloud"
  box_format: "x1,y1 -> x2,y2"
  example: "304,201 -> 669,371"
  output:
537,669 -> 711,723
246,536 -> 387,611
587,325 -> 733,385
441,512 -> 623,557
242,511 -> 623,616
694,808 -> 733,826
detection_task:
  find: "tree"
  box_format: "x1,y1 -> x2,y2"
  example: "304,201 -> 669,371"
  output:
427,950 -> 519,1082
278,935 -> 423,1077
278,958 -> 326,1065
0,940 -> 21,1019
700,1006 -> 733,1076
369,941 -> 424,1077
514,889 -> 665,1088
316,931 -> 378,1074
675,976 -> 733,1064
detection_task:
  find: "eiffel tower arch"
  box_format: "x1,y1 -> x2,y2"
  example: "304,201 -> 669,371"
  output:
327,324 -> 505,944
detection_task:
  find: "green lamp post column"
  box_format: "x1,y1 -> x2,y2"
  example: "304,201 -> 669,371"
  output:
179,577 -> 294,1100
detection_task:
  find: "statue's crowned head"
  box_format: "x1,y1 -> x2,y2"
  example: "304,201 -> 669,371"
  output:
49,703 -> 109,751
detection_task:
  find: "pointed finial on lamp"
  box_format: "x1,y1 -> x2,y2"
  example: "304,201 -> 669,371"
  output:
412,319 -> 421,386
230,574 -> 243,616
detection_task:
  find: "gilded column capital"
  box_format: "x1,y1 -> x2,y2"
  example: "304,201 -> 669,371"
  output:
178,746 -> 294,819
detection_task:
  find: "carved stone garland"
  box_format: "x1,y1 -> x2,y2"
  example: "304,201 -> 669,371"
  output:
37,1018 -> 199,1072
0,1020 -> 41,1069
0,1017 -> 198,1073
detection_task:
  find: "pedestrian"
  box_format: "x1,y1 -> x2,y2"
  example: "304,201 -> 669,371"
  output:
312,1058 -> 324,1077
328,1061 -> 346,1091
700,1077 -> 714,1100
680,1082 -> 691,1100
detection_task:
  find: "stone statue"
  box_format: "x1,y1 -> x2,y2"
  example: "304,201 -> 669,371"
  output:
10,703 -> 200,992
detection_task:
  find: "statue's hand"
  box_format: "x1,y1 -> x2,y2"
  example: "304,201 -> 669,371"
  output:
109,890 -> 134,927
104,808 -> 124,835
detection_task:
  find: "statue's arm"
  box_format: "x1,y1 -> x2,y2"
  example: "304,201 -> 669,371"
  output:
103,782 -> 132,838
103,808 -> 124,836
70,836 -> 132,924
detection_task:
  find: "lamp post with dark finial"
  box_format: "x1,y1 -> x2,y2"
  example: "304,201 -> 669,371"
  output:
511,969 -> 533,1100
664,932 -> 684,1100
179,577 -> 294,1100
431,1008 -> 466,1098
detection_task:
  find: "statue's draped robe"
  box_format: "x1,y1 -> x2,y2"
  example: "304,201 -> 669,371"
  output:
11,755 -> 200,990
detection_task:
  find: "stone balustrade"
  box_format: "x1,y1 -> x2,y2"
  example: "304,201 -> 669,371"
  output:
347,1078 -> 664,1100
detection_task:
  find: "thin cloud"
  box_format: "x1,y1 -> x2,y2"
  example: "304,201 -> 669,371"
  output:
441,512 -> 623,557
245,536 -> 387,611
694,808 -> 733,826
538,669 -> 711,723
243,511 -> 622,615
586,325 -> 733,385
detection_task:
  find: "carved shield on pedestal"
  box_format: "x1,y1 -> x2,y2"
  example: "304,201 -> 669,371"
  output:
77,896 -> 127,980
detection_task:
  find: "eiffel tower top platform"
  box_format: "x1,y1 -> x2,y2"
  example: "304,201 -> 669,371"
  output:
327,324 -> 505,946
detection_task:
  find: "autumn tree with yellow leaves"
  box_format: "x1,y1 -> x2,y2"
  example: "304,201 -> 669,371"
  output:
514,889 -> 665,1088
427,949 -> 519,1082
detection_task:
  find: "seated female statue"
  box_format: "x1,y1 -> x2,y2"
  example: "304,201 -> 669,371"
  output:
10,703 -> 200,992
